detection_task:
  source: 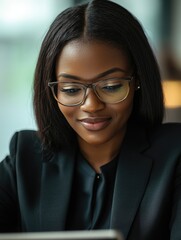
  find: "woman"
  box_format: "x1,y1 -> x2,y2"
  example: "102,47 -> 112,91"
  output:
0,0 -> 181,239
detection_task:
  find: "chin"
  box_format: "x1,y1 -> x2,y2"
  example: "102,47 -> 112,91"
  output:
79,134 -> 112,146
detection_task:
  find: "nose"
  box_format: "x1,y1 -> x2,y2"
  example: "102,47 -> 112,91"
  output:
80,88 -> 105,112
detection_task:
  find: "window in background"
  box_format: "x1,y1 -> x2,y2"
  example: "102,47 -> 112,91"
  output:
0,0 -> 73,160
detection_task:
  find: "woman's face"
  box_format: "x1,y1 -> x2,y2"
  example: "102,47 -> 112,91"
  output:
55,40 -> 136,146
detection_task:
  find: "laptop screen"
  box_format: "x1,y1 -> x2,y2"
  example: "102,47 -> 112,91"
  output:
0,230 -> 124,240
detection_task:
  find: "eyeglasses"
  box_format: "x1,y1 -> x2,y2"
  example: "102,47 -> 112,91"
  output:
48,76 -> 134,106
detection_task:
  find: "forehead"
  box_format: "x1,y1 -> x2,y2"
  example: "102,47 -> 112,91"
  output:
56,40 -> 132,80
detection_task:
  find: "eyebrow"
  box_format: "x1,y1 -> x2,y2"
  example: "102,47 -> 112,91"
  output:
57,67 -> 128,81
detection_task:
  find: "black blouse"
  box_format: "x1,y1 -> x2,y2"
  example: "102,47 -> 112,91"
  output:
65,152 -> 118,230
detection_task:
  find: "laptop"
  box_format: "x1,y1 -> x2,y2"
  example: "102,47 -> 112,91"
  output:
0,230 -> 124,240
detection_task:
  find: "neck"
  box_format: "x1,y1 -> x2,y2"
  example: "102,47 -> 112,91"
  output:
78,128 -> 127,173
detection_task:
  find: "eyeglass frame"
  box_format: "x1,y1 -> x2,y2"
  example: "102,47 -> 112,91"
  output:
48,75 -> 134,107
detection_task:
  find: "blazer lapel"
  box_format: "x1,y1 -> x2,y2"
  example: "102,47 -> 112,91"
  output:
110,124 -> 153,239
39,123 -> 152,234
40,147 -> 77,231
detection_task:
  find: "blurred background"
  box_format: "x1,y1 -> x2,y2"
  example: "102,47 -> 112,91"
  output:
0,0 -> 181,160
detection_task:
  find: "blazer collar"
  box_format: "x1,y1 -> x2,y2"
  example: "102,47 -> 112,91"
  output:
110,123 -> 153,239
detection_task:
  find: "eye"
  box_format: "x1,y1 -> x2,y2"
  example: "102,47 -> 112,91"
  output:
102,83 -> 124,92
60,87 -> 82,95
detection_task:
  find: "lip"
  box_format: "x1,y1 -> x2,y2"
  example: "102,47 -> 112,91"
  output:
79,117 -> 112,131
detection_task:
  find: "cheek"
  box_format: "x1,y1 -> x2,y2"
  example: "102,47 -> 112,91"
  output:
112,91 -> 135,120
58,104 -> 77,124
115,102 -> 133,118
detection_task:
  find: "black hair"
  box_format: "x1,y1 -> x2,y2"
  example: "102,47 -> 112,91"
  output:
33,0 -> 164,150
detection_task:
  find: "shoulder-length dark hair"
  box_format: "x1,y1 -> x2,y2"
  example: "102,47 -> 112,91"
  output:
33,0 -> 164,150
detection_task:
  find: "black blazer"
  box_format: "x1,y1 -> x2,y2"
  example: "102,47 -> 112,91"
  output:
0,123 -> 181,240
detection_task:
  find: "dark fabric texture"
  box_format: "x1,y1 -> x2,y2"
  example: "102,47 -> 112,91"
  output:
0,123 -> 181,240
65,153 -> 118,230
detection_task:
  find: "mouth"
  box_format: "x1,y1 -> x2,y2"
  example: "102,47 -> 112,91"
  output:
79,117 -> 112,131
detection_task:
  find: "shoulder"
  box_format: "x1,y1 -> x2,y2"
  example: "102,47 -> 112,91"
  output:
157,122 -> 181,133
8,130 -> 50,167
150,122 -> 181,142
9,130 -> 41,159
146,123 -> 181,158
9,130 -> 59,166
1,130 -> 42,185
10,129 -> 39,144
